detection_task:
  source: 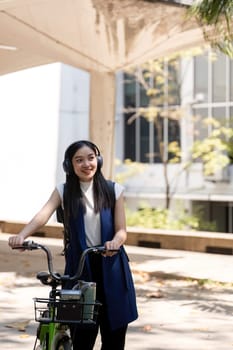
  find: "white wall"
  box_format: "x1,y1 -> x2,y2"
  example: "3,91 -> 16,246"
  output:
0,63 -> 90,222
56,64 -> 90,185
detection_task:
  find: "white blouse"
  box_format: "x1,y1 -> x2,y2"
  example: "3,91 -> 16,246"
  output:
56,181 -> 124,247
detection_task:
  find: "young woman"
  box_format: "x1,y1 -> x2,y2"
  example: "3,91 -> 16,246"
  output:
8,140 -> 138,350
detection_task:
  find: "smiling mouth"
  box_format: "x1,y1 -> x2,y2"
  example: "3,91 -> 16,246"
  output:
82,169 -> 92,174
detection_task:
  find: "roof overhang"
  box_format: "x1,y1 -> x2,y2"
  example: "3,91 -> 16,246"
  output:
0,0 -> 204,75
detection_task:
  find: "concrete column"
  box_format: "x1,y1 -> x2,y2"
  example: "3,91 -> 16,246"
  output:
89,71 -> 116,179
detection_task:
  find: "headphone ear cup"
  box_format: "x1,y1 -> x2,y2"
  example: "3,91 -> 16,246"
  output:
97,155 -> 103,169
63,158 -> 73,175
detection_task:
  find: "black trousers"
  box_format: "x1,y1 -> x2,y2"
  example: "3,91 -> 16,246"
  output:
70,253 -> 127,350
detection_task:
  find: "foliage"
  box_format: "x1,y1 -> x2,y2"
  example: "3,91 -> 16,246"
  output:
189,0 -> 233,57
126,202 -> 216,232
191,117 -> 233,176
114,158 -> 145,184
192,204 -> 217,232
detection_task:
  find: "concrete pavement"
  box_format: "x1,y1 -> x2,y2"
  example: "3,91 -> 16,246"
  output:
1,233 -> 233,349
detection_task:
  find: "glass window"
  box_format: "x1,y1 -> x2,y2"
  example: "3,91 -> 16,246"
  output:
124,112 -> 136,161
168,114 -> 180,143
168,58 -> 180,106
212,52 -> 226,102
230,107 -> 233,128
212,107 -> 226,126
168,118 -> 181,161
140,72 -> 150,108
124,73 -> 137,161
124,73 -> 136,108
192,108 -> 208,140
153,60 -> 164,108
140,116 -> 150,163
123,59 -> 181,163
194,53 -> 208,103
230,59 -> 233,101
153,115 -> 163,163
213,108 -> 227,143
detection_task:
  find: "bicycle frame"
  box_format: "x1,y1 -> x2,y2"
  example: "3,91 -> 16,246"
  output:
36,319 -> 70,350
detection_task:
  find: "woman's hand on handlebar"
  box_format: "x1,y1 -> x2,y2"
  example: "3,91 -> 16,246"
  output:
8,235 -> 25,249
104,240 -> 121,257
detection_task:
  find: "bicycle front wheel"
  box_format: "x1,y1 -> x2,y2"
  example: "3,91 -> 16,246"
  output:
55,337 -> 72,350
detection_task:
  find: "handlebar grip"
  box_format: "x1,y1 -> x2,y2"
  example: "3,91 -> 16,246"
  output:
12,240 -> 39,250
92,246 -> 120,254
103,249 -> 120,253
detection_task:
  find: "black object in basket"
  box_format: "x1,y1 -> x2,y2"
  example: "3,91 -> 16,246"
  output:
56,300 -> 83,322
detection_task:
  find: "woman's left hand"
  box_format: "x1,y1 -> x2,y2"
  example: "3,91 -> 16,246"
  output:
103,240 -> 121,257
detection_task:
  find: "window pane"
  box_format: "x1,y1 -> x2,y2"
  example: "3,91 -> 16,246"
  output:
230,59 -> 233,101
168,117 -> 180,143
193,108 -> 208,140
153,115 -> 163,163
212,108 -> 227,143
168,58 -> 180,106
124,113 -> 136,161
124,74 -> 137,161
124,73 -> 136,107
140,72 -> 150,107
212,107 -> 226,126
212,52 -> 226,102
194,54 -> 208,103
140,117 -> 150,162
168,118 -> 181,161
230,107 -> 233,128
153,60 -> 164,107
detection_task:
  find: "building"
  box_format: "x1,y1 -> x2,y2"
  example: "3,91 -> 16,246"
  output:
115,47 -> 233,233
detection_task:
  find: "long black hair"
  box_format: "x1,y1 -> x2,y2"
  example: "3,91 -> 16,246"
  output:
62,140 -> 115,220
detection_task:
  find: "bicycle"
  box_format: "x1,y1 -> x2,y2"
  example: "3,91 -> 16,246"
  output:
13,240 -> 116,350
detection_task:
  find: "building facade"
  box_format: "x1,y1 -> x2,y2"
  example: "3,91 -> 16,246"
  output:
115,48 -> 233,233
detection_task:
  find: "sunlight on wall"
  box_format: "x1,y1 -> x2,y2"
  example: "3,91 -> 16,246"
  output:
0,63 -> 62,221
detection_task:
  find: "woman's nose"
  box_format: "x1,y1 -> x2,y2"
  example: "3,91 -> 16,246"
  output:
83,159 -> 90,166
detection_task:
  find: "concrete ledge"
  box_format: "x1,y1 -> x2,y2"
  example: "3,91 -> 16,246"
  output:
126,227 -> 233,254
0,220 -> 64,238
1,220 -> 233,254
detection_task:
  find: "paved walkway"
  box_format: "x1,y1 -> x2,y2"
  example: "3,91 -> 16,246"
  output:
1,233 -> 233,349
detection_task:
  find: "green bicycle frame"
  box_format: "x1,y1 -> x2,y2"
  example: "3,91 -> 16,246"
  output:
38,321 -> 70,349
37,301 -> 69,350
39,322 -> 55,349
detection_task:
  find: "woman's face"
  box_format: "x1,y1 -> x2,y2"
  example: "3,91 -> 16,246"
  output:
71,145 -> 98,182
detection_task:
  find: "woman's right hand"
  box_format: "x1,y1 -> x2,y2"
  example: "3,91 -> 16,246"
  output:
8,188 -> 61,249
8,235 -> 25,248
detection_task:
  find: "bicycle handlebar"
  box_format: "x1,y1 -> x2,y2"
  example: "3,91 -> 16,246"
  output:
12,241 -> 119,282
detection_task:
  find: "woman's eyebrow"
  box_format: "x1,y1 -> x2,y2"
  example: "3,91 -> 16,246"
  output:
73,155 -> 83,160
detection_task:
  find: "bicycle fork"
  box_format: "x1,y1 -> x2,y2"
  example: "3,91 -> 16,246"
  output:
34,322 -> 70,350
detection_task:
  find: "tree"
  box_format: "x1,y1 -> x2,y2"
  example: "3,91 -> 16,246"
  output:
123,49 -> 233,210
191,117 -> 233,177
189,0 -> 233,57
124,52 -> 193,209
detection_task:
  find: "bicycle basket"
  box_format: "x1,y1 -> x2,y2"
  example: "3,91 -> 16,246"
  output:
34,297 -> 101,325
